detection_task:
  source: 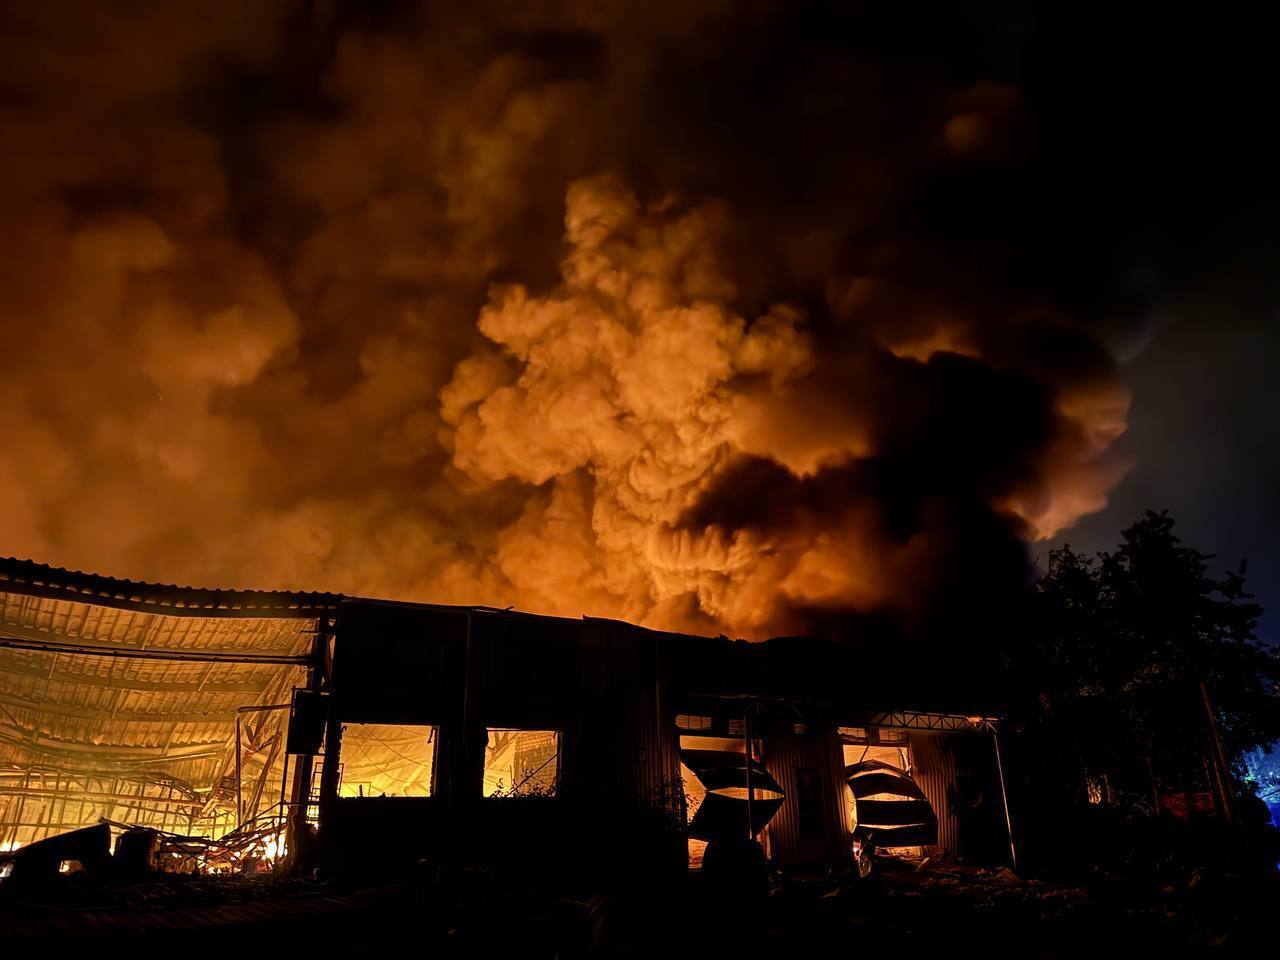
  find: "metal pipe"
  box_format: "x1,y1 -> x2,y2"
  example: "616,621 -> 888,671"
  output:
230,703 -> 291,827
992,730 -> 1017,871
4,768 -> 30,847
0,787 -> 201,809
0,725 -> 224,761
235,713 -> 243,827
278,750 -> 290,836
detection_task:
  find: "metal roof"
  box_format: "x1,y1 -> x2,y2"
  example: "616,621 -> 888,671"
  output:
0,558 -> 333,845
0,556 -> 340,617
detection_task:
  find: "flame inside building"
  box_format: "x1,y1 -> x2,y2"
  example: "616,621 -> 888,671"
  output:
0,559 -> 331,864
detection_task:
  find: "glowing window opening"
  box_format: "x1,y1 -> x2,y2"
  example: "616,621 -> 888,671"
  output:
675,714 -> 713,731
483,729 -> 561,798
337,723 -> 436,798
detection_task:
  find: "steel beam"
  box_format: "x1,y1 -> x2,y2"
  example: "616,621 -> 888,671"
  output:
855,710 -> 1000,733
0,633 -> 309,665
0,659 -> 270,693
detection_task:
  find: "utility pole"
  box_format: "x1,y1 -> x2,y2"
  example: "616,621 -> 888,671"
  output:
235,713 -> 243,828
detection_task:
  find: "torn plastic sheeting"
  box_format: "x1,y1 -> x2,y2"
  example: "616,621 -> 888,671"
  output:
691,766 -> 786,796
852,799 -> 936,827
846,758 -> 938,846
681,747 -> 787,841
680,748 -> 783,796
681,749 -> 771,777
846,770 -> 928,800
688,790 -> 785,841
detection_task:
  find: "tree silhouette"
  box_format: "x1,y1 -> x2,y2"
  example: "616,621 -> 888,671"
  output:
1021,510 -> 1280,810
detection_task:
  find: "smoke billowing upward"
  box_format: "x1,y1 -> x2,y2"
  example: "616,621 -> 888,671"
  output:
0,2 -> 1141,641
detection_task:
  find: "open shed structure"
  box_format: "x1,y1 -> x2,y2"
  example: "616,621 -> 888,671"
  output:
1,558 -> 1014,882
0,558 -> 336,849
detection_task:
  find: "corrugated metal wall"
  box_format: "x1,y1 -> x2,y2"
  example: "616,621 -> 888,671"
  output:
762,716 -> 849,868
909,730 -> 1009,864
908,731 -> 959,855
578,620 -> 682,817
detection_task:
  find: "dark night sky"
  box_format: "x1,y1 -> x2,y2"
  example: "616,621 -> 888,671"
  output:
1049,315 -> 1280,646
1025,6 -> 1280,646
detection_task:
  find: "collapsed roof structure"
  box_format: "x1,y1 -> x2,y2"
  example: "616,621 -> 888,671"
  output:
0,558 -> 336,848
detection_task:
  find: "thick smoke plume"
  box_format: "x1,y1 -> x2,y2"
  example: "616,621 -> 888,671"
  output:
0,2 -> 1133,639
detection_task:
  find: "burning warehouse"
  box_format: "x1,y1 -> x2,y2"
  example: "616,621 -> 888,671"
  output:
1,0 -> 1278,951
0,555 -> 1013,884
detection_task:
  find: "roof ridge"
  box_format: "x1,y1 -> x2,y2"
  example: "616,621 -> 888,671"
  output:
0,556 -> 342,615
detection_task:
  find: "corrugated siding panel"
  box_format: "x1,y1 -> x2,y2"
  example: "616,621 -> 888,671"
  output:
762,718 -> 848,868
571,621 -> 681,816
908,731 -> 958,855
629,634 -> 683,814
908,731 -> 1011,864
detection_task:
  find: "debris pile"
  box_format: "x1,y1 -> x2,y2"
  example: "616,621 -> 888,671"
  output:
99,817 -> 287,875
0,816 -> 286,886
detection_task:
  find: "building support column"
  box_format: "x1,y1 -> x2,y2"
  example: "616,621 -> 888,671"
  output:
286,615 -> 331,866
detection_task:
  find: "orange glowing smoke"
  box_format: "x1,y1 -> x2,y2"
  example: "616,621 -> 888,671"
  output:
0,3 -> 1130,640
